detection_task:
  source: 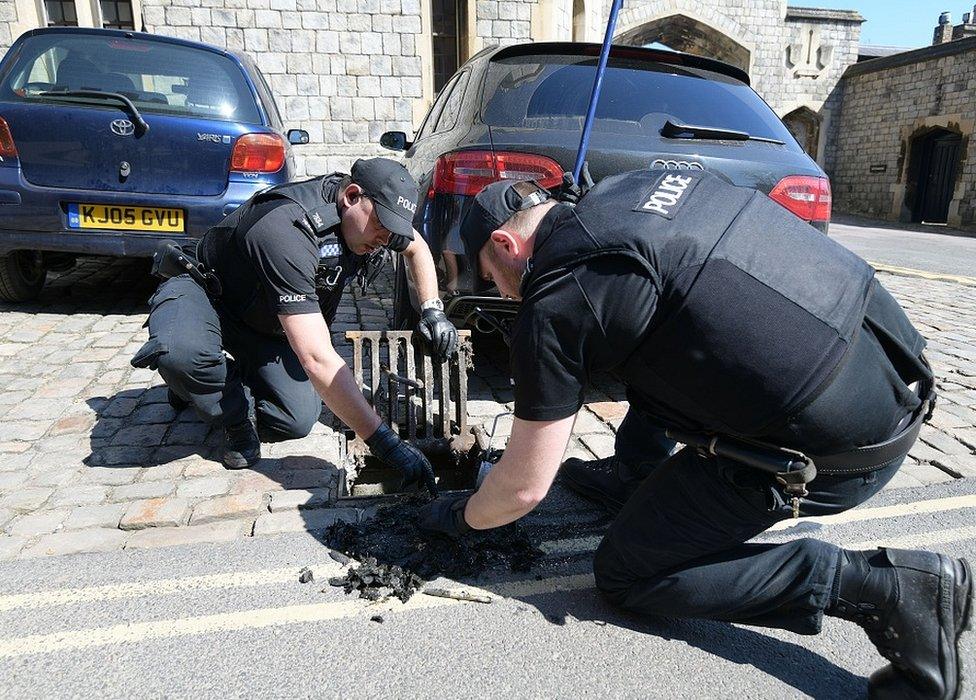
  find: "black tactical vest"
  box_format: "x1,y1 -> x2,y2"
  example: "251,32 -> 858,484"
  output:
199,174 -> 367,331
522,169 -> 878,438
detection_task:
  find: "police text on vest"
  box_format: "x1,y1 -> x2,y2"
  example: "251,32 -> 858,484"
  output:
640,174 -> 695,217
279,294 -> 308,303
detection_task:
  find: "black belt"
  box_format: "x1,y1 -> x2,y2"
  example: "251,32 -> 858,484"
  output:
808,383 -> 935,475
666,376 -> 936,518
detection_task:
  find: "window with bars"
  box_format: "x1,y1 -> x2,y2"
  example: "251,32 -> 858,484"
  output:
45,0 -> 78,26
100,0 -> 135,30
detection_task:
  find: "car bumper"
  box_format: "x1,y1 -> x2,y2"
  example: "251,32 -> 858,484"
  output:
0,228 -> 200,257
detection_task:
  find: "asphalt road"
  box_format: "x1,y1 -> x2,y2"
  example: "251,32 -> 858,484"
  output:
0,479 -> 973,699
830,216 -> 976,278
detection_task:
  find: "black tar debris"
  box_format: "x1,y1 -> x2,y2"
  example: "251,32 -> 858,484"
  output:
370,614 -> 385,624
324,495 -> 543,602
329,556 -> 423,603
298,567 -> 314,584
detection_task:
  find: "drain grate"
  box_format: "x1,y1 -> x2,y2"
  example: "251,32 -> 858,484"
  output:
341,329 -> 475,497
345,330 -> 474,454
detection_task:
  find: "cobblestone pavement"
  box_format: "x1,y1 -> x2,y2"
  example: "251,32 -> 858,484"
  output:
0,257 -> 973,560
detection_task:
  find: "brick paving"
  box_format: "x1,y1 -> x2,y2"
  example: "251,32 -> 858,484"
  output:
0,257 -> 973,560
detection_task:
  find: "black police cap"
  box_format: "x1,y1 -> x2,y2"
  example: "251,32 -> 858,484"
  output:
350,158 -> 419,253
459,179 -> 551,292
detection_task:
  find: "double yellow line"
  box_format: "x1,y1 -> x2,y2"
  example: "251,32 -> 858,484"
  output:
0,494 -> 974,658
870,261 -> 976,287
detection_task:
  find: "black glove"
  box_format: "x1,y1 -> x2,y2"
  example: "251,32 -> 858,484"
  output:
415,308 -> 458,363
366,423 -> 438,496
418,493 -> 471,538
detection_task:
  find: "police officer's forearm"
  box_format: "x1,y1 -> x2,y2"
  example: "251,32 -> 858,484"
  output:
304,358 -> 382,439
464,415 -> 576,530
402,234 -> 439,303
279,312 -> 382,438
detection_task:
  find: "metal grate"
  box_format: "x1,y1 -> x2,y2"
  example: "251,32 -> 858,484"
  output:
345,330 -> 473,454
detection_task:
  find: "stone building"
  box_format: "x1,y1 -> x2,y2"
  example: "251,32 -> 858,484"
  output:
829,32 -> 976,229
0,0 -> 864,176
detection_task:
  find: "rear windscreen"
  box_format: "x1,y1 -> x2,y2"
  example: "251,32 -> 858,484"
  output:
482,53 -> 798,147
0,33 -> 262,123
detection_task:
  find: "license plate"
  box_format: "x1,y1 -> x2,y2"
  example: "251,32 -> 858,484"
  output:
67,204 -> 185,233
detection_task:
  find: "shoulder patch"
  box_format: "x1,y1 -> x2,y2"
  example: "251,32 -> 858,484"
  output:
633,173 -> 701,219
305,204 -> 341,234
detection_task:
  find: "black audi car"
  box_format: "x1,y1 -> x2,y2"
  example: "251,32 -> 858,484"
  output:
381,42 -> 832,333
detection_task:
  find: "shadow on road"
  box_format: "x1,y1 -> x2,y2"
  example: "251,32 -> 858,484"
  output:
82,387 -> 343,495
0,257 -> 157,317
521,585 -> 866,698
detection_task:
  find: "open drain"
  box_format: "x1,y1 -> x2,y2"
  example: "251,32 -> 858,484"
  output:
341,329 -> 477,497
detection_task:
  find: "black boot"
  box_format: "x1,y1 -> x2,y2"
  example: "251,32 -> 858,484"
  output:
827,548 -> 973,699
559,455 -> 646,515
223,419 -> 261,469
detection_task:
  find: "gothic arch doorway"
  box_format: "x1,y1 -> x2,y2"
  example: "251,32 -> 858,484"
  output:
614,14 -> 751,73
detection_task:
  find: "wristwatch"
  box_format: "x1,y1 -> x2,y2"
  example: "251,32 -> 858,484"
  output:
421,298 -> 444,312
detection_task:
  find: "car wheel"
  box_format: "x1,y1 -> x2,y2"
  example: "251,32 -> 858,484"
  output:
392,257 -> 419,330
0,250 -> 47,302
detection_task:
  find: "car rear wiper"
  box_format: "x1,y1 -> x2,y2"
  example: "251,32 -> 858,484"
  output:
39,89 -> 150,135
661,119 -> 783,145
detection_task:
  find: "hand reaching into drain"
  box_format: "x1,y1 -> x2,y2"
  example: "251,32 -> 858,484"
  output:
365,423 -> 438,496
418,493 -> 471,538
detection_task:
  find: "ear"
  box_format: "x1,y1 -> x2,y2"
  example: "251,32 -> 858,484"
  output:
340,183 -> 363,208
489,229 -> 520,257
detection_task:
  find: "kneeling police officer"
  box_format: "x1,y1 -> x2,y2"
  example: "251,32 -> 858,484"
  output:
133,158 -> 456,491
420,170 -> 972,699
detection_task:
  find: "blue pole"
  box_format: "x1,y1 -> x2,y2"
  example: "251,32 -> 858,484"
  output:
572,0 -> 624,183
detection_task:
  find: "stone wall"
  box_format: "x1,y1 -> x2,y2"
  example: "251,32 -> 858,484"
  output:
140,0 -> 425,177
829,38 -> 976,229
477,0 -> 533,45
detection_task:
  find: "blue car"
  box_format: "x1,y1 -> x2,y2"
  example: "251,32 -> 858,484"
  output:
0,27 -> 308,301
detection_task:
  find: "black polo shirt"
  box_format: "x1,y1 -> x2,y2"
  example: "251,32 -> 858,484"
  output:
510,253 -> 659,421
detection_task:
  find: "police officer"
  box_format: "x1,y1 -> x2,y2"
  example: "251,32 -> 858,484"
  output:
419,170 -> 972,699
132,158 -> 456,490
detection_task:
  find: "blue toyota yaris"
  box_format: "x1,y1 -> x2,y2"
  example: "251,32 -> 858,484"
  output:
0,27 -> 308,301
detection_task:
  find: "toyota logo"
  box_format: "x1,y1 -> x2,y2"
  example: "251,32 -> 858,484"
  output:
651,159 -> 705,171
110,119 -> 135,137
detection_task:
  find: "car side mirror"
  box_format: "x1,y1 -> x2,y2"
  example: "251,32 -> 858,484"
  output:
380,131 -> 411,151
287,129 -> 310,145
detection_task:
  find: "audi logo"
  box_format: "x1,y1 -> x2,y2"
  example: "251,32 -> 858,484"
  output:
651,159 -> 705,171
110,119 -> 135,137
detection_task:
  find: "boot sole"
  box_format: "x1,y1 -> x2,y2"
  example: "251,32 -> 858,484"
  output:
954,558 -> 973,700
222,453 -> 261,470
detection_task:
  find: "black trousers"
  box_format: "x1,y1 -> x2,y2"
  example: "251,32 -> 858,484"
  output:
132,275 -> 321,439
594,407 -> 903,635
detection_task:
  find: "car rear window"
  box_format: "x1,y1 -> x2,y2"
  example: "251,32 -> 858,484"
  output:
0,33 -> 261,123
482,53 -> 797,146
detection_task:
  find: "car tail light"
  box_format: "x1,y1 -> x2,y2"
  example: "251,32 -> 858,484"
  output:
432,150 -> 563,195
231,133 -> 285,173
768,175 -> 832,223
0,117 -> 18,159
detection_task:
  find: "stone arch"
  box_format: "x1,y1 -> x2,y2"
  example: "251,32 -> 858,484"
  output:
613,3 -> 754,74
782,105 -> 821,159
